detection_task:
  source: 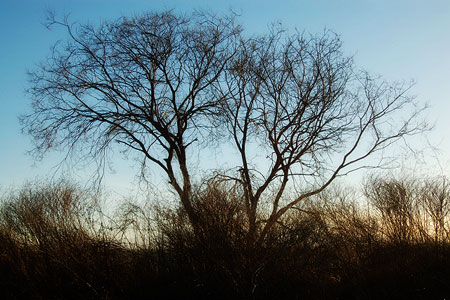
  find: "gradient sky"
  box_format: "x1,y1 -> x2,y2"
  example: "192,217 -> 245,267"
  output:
1,0 -> 450,197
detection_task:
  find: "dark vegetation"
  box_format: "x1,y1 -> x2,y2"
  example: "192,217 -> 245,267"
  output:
2,175 -> 450,299
21,10 -> 427,248
10,10 -> 445,299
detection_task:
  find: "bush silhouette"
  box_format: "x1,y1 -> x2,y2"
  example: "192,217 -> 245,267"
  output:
2,176 -> 450,299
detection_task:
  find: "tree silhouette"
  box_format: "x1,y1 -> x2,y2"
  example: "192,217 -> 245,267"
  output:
23,11 -> 427,239
219,28 -> 428,245
23,11 -> 241,231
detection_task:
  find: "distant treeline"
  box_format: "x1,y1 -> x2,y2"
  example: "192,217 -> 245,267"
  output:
1,174 -> 450,299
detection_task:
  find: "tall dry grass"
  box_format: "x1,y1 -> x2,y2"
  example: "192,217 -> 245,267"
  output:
1,175 -> 450,299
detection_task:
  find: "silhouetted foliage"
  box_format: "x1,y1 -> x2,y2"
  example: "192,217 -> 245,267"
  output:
18,9 -> 440,300
2,177 -> 450,299
22,10 -> 428,243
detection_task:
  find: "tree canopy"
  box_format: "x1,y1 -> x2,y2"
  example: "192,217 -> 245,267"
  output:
23,10 -> 428,242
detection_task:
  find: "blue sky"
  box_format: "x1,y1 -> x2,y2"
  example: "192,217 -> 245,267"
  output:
1,0 -> 450,196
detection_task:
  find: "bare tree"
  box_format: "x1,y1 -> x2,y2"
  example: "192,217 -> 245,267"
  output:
364,176 -> 419,244
218,28 -> 428,245
421,177 -> 450,242
22,11 -> 241,231
23,11 -> 427,242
